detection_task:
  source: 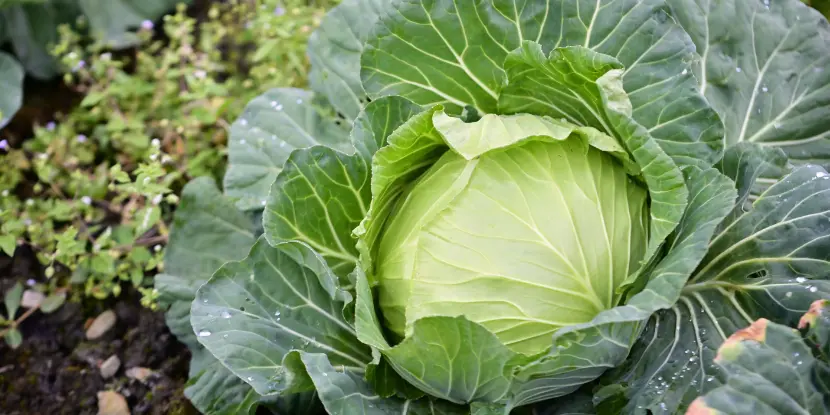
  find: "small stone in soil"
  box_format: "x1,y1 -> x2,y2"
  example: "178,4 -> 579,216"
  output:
86,310 -> 117,340
125,367 -> 154,384
21,290 -> 45,309
97,390 -> 130,415
100,355 -> 121,379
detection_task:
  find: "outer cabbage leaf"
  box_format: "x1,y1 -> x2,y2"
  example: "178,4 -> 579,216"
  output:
190,238 -> 469,413
223,88 -> 352,210
300,352 -> 469,415
77,0 -> 182,48
262,96 -> 421,279
185,348 -> 263,415
596,145 -> 830,414
668,0 -> 830,167
529,386 -> 596,415
686,309 -> 830,415
0,51 -> 23,128
361,0 -> 723,166
0,3 -> 73,78
191,237 -> 372,396
154,177 -> 273,415
155,177 -> 256,348
306,0 -> 390,121
0,0 -> 184,78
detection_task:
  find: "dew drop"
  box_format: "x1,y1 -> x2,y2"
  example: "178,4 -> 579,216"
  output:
706,376 -> 715,382
762,86 -> 768,92
735,67 -> 742,73
322,373 -> 328,377
816,172 -> 828,178
296,99 -> 303,104
796,277 -> 807,283
785,291 -> 793,298
810,286 -> 818,293
276,104 -> 283,111
690,356 -> 698,362
240,139 -> 247,144
240,119 -> 249,126
275,310 -> 281,317
198,330 -> 212,337
223,334 -> 228,338
794,352 -> 800,357
681,68 -> 688,75
220,311 -> 232,319
247,376 -> 253,381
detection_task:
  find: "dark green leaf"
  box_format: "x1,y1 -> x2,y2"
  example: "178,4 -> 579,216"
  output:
307,0 -> 390,121
185,348 -> 261,415
598,145 -> 830,414
155,177 -> 255,348
687,318 -> 829,415
0,51 -> 23,128
300,352 -> 468,415
39,292 -> 66,314
223,88 -> 351,210
4,281 -> 23,320
669,0 -> 830,167
361,0 -> 723,166
191,237 -> 372,396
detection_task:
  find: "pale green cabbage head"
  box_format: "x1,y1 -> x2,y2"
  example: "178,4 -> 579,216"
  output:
375,117 -> 649,355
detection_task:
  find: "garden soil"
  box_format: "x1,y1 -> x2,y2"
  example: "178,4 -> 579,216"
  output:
0,246 -> 197,415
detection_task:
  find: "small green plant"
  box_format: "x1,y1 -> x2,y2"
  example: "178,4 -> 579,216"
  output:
0,0 -> 333,348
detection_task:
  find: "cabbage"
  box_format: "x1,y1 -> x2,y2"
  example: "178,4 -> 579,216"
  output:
156,0 -> 830,413
376,116 -> 649,355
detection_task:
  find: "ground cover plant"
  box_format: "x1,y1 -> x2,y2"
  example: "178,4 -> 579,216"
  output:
0,0 -> 333,351
152,0 -> 830,414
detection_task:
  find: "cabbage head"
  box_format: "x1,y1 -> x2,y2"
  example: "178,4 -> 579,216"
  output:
374,113 -> 649,356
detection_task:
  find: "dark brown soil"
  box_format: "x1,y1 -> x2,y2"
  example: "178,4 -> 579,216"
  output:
0,247 -> 196,415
